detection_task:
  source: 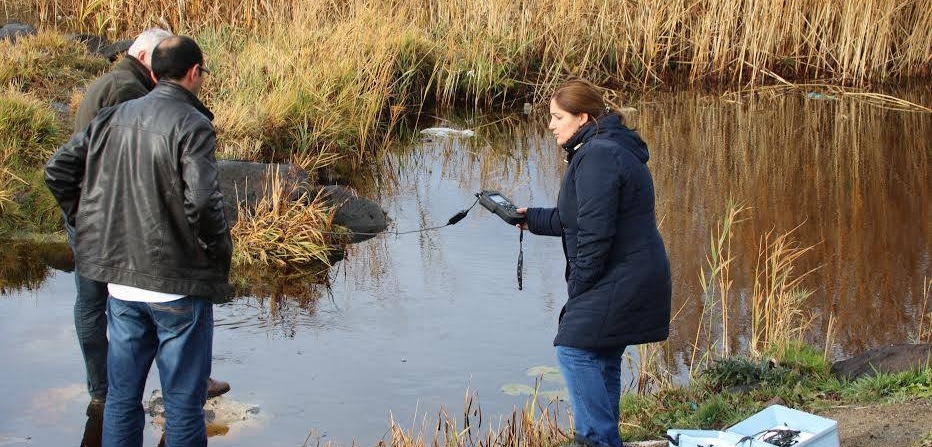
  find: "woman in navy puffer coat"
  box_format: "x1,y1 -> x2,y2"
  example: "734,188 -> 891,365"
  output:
518,79 -> 671,447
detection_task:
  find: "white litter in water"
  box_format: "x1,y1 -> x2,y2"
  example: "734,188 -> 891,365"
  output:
419,127 -> 476,138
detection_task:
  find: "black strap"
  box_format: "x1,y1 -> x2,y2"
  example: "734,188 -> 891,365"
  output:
517,228 -> 524,290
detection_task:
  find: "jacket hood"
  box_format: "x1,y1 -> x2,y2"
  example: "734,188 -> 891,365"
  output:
562,113 -> 649,163
150,81 -> 215,121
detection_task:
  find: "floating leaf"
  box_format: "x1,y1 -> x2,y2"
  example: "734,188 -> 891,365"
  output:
500,383 -> 535,396
526,365 -> 563,383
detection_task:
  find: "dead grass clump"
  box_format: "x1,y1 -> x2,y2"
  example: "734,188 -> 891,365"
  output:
0,31 -> 109,102
230,171 -> 344,268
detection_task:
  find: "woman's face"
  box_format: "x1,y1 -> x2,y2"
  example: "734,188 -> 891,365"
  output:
549,99 -> 589,146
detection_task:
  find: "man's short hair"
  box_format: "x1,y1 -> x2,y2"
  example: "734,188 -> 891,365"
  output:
151,36 -> 204,81
126,28 -> 172,67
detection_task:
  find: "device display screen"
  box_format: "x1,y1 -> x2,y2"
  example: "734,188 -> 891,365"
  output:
489,194 -> 509,205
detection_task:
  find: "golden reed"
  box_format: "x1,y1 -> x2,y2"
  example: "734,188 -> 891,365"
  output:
7,0 -> 931,87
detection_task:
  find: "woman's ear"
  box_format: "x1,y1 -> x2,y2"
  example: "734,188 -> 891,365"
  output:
580,113 -> 591,125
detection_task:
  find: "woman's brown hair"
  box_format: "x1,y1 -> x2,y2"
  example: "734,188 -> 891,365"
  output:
551,78 -> 624,125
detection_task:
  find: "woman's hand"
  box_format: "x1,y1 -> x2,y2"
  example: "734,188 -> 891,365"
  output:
516,207 -> 528,230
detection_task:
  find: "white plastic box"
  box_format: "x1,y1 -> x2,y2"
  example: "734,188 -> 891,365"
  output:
667,405 -> 839,447
666,429 -> 751,447
728,405 -> 839,447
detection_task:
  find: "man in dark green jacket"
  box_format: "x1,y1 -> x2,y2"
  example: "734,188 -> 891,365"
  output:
74,28 -> 173,132
68,28 -> 230,407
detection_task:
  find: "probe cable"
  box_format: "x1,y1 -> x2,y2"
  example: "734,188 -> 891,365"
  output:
316,192 -> 524,290
317,194 -> 480,237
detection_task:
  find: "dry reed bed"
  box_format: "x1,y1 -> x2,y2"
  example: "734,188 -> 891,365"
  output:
11,0 -> 932,87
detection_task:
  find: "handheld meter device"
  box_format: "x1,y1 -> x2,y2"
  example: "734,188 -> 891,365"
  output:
478,190 -> 526,225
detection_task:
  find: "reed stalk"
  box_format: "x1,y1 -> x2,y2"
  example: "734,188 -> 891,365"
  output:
693,202 -> 748,368
916,278 -> 931,344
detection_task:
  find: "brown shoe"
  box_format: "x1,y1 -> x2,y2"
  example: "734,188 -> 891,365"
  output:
206,377 -> 231,399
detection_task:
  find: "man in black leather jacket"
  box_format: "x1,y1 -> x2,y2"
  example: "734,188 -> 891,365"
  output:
45,36 -> 230,447
68,27 -> 173,409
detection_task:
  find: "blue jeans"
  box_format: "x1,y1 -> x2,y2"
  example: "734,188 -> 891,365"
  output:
66,221 -> 110,400
556,345 -> 627,447
103,296 -> 213,447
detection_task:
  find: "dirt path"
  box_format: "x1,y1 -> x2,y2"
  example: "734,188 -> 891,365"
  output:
820,398 -> 932,447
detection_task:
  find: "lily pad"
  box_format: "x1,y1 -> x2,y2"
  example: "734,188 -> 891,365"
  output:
500,383 -> 536,396
526,365 -> 563,383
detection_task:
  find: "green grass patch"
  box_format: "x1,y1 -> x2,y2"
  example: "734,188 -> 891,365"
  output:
0,88 -> 65,235
620,343 -> 932,442
0,88 -> 63,169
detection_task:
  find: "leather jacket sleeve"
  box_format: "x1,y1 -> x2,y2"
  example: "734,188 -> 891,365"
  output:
180,122 -> 232,267
44,130 -> 90,226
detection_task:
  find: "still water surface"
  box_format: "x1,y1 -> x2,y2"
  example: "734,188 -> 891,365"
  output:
0,90 -> 928,446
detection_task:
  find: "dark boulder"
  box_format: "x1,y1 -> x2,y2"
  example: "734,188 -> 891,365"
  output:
0,21 -> 37,43
315,185 -> 388,242
98,39 -> 133,61
68,33 -> 109,55
831,343 -> 932,380
216,160 -> 310,224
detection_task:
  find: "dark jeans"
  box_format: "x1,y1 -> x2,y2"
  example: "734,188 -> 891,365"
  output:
556,345 -> 627,447
103,296 -> 213,447
66,221 -> 110,400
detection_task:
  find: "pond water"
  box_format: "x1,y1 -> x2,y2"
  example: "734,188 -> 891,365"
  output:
0,90 -> 928,446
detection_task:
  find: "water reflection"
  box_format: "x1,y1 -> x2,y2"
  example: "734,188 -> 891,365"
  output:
0,89 -> 928,445
79,402 -> 103,447
358,89 -> 931,360
0,240 -> 71,294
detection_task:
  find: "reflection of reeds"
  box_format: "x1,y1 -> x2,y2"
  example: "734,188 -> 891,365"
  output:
0,241 -> 64,294
646,88 -> 930,357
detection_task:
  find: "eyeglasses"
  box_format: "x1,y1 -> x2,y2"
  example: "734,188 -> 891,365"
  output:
197,65 -> 211,76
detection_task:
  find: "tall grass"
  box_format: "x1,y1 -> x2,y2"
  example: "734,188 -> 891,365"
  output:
0,87 -> 65,235
683,202 -> 823,378
749,225 -> 820,355
11,0 -> 932,90
380,389 -> 568,447
0,30 -> 109,102
696,202 -> 748,360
